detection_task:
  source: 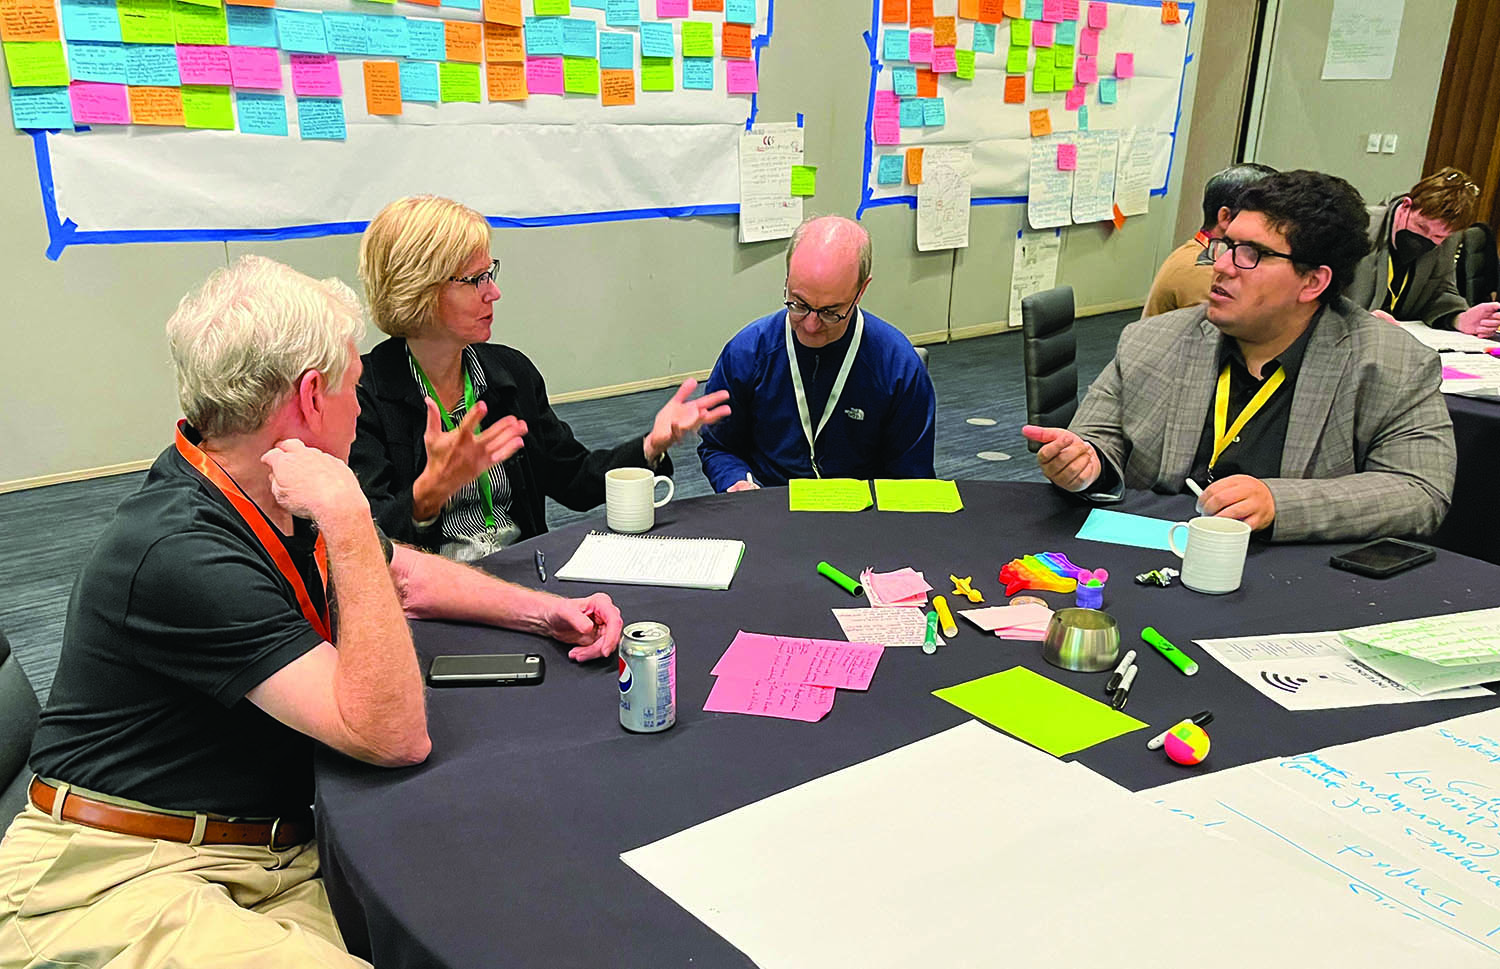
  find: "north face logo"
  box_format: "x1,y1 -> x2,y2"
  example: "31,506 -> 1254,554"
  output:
845,407 -> 865,421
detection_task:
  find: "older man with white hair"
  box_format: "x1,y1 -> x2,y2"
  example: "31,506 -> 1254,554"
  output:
697,215 -> 936,491
0,256 -> 623,968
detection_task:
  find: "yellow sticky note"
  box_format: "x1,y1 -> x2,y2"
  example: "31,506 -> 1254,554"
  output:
788,479 -> 873,513
2,40 -> 67,86
873,478 -> 963,513
439,60 -> 480,101
789,164 -> 817,197
181,84 -> 233,129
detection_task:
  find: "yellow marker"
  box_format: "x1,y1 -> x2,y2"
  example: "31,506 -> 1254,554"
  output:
949,574 -> 983,603
933,595 -> 959,638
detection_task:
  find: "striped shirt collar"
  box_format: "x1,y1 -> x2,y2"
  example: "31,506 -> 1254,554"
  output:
407,345 -> 487,404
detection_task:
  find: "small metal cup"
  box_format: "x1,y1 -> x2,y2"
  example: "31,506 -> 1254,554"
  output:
1042,608 -> 1121,672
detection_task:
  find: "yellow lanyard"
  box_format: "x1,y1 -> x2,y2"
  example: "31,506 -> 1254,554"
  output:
1211,362 -> 1285,469
1385,258 -> 1410,311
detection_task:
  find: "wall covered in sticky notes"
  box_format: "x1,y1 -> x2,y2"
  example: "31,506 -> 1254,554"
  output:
11,0 -> 771,251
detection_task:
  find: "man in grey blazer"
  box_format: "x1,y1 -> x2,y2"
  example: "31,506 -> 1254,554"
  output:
1344,167 -> 1500,338
1023,170 -> 1455,543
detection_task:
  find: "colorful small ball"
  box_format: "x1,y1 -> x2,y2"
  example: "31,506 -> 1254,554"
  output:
1164,722 -> 1210,766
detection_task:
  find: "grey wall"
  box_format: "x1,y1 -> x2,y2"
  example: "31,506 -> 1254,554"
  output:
0,0 -> 1327,489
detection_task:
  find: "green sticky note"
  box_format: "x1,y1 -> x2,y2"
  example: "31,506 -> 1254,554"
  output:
790,164 -> 816,196
181,84 -> 233,129
1032,67 -> 1051,93
789,479 -> 872,513
3,42 -> 70,87
1005,45 -> 1028,73
534,0 -> 569,13
439,61 -> 481,102
1009,18 -> 1029,47
873,479 -> 963,513
1054,43 -> 1074,70
954,49 -> 974,80
640,55 -> 673,91
175,0 -> 219,7
1034,48 -> 1054,72
563,55 -> 598,94
117,0 -> 174,44
934,667 -> 1148,757
173,0 -> 227,46
681,20 -> 713,57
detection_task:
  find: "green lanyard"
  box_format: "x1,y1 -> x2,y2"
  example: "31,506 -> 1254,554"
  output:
410,355 -> 496,531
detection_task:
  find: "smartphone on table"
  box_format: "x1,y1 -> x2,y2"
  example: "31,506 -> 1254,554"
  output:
426,653 -> 545,687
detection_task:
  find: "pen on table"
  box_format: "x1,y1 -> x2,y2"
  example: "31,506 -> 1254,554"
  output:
1185,477 -> 1206,513
1110,665 -> 1137,710
1105,649 -> 1137,695
1147,710 -> 1213,750
1141,626 -> 1199,676
534,549 -> 547,583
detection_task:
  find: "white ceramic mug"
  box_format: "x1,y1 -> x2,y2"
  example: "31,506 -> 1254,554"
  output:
1167,516 -> 1251,595
605,467 -> 674,533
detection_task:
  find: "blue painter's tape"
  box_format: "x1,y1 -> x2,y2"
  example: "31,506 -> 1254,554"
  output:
796,112 -> 802,128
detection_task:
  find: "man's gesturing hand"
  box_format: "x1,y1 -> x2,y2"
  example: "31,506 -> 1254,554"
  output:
1021,425 -> 1102,493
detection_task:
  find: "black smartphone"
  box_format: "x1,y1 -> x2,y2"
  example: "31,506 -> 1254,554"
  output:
427,653 -> 545,687
1329,539 -> 1436,579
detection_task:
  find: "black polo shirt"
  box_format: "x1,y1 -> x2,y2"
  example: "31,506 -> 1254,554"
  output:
29,433 -> 330,819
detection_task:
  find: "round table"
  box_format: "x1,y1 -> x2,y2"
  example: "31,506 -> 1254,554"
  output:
1434,394 -> 1500,565
313,482 -> 1500,968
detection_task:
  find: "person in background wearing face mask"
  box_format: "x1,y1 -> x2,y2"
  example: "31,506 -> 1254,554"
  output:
1345,167 -> 1500,339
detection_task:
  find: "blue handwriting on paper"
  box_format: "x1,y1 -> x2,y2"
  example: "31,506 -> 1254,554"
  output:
599,30 -> 633,69
682,56 -> 711,89
236,91 -> 287,135
876,154 -> 904,185
883,28 -> 908,61
399,60 -> 439,101
296,96 -> 345,139
225,5 -> 276,47
561,17 -> 597,57
405,18 -> 444,61
60,0 -> 121,42
274,10 -> 328,53
366,15 -> 410,57
10,87 -> 73,129
66,41 -> 128,83
322,13 -> 370,54
640,20 -> 674,58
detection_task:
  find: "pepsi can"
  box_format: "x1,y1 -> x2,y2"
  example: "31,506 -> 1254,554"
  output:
619,621 -> 676,733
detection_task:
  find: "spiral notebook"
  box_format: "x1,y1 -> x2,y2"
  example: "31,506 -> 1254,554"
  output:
554,531 -> 746,590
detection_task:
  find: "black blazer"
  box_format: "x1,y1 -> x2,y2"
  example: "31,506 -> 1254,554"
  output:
349,338 -> 668,550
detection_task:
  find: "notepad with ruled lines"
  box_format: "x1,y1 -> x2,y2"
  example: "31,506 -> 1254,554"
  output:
554,531 -> 746,590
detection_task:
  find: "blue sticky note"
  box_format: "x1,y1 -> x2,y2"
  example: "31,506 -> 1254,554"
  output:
399,59 -> 439,101
1099,76 -> 1117,104
973,22 -> 996,54
66,41 -> 128,83
297,96 -> 345,140
1056,20 -> 1076,45
226,6 -> 277,48
573,0 -> 607,7
1077,104 -> 1088,130
323,13 -> 370,54
406,18 -> 444,61
236,91 -> 287,136
1075,509 -> 1176,551
60,0 -> 121,43
366,15 -> 410,57
1024,0 -> 1044,18
561,17 -> 597,57
876,154 -> 904,185
599,31 -> 633,69
525,16 -> 565,54
605,0 -> 639,27
445,0 -> 481,9
640,21 -> 673,58
275,10 -> 329,53
922,96 -> 945,126
883,28 -> 908,61
124,44 -> 179,85
725,0 -> 754,24
892,65 -> 916,95
10,87 -> 72,130
898,97 -> 923,127
682,56 -> 712,89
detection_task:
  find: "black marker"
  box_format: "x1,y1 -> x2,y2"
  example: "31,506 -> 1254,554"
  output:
1147,710 -> 1213,750
1110,666 -> 1137,710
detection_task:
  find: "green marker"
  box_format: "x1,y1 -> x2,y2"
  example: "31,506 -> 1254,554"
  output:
923,610 -> 939,655
817,561 -> 863,596
1142,626 -> 1199,676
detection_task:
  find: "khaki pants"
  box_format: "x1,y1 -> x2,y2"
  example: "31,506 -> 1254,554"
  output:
0,805 -> 369,969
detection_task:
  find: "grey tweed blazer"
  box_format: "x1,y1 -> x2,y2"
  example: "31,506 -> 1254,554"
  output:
1069,298 -> 1456,542
1345,200 -> 1467,328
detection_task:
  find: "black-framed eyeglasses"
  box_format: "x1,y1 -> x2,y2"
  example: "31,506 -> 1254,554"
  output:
449,258 -> 500,289
784,291 -> 858,327
1205,237 -> 1299,271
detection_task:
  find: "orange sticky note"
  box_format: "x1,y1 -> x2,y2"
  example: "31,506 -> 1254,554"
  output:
408,0 -> 439,7
1004,74 -> 1025,102
226,0 -> 276,7
932,15 -> 956,47
483,0 -> 522,26
0,0 -> 59,41
882,0 -> 907,24
977,0 -> 1003,22
691,0 -> 723,9
721,22 -> 752,58
915,67 -> 937,97
1112,204 -> 1127,230
363,60 -> 402,115
1162,1 -> 1180,24
905,147 -> 924,185
601,67 -> 634,105
958,0 -> 977,20
445,20 -> 482,62
485,22 -> 523,62
909,0 -> 933,28
127,85 -> 183,125
486,61 -> 527,100
1029,108 -> 1051,136
1003,0 -> 1023,16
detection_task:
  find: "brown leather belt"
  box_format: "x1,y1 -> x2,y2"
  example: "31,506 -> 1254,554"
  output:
29,777 -> 311,849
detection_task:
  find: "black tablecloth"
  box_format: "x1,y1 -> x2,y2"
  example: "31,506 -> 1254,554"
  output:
1435,394 -> 1500,565
314,482 -> 1500,969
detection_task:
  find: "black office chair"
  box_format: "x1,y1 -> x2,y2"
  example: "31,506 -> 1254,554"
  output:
1454,223 -> 1498,306
0,631 -> 41,825
1021,286 -> 1078,452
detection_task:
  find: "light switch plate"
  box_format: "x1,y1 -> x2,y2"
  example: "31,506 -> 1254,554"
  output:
1381,133 -> 1398,154
1366,133 -> 1382,153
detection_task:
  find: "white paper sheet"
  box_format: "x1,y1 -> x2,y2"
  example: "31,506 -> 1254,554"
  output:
1399,321 -> 1500,352
1026,134 -> 1074,229
1341,608 -> 1500,666
1112,125 -> 1156,217
1440,352 -> 1500,398
831,607 -> 942,647
1322,0 -> 1406,80
738,122 -> 805,244
1071,129 -> 1120,225
1007,227 -> 1061,327
915,144 -> 973,251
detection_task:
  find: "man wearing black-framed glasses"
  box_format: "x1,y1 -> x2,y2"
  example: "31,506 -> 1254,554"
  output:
1024,170 -> 1455,542
698,215 -> 936,492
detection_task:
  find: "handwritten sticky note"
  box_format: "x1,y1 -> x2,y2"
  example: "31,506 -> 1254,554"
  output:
597,29 -> 632,68
396,18 -> 438,60
639,19 -> 673,57
874,478 -> 963,512
1075,508 -> 1174,550
833,607 -> 941,648
123,43 -> 176,85
906,146 -> 923,183
525,53 -> 564,93
909,0 -> 932,27
655,0 -> 687,14
534,0 -> 569,12
604,0 -> 638,26
789,478 -> 872,512
1079,26 -> 1097,55
922,95 -> 944,125
883,27 -> 908,61
973,21 -> 995,52
366,15 -> 409,56
915,65 -> 935,96
524,15 -> 563,53
1028,107 -> 1051,135
1063,82 -> 1085,109
931,44 -> 955,73
725,0 -> 753,21
1042,0 -> 1062,21
289,53 -> 340,96
600,65 -> 632,103
1057,142 -> 1076,169
864,568 -> 932,604
181,83 -> 232,128
1115,51 -> 1133,78
721,21 -> 751,57
1009,16 -> 1028,46
640,54 -> 673,89
1,0 -> 59,41
61,0 -> 121,42
898,96 -> 922,126
1087,0 -> 1105,28
172,0 -> 226,45
296,94 -> 345,138
908,29 -> 931,62
176,44 -> 230,85
724,57 -> 755,92
1076,103 -> 1088,129
444,20 -> 482,61
67,40 -> 127,83
438,59 -> 479,100
124,82 -> 178,124
485,22 -> 523,62
932,14 -> 955,47
954,48 -> 974,79
891,64 -> 916,95
873,113 -> 898,144
934,666 -> 1146,756
1098,75 -> 1116,103
978,0 -> 1005,19
1054,42 -> 1072,68
1005,44 -> 1027,73
4,40 -> 68,85
1034,46 -> 1053,71
273,9 -> 326,53
1032,67 -> 1051,93
483,0 -> 522,23
876,154 -> 904,186
486,60 -> 526,99
1162,0 -> 1180,24
1004,73 -> 1025,102
681,55 -> 710,88
1062,0 -> 1079,17
789,164 -> 816,196
362,59 -> 400,114
560,15 -> 596,56
681,19 -> 712,56
563,53 -> 597,92
232,89 -> 284,134
10,84 -> 70,127
1056,19 -> 1076,44
691,0 -> 722,9
398,59 -> 438,100
882,0 -> 906,23
225,5 -> 274,47
323,12 -> 370,54
1076,55 -> 1096,83
1032,20 -> 1052,46
703,677 -> 835,722
116,0 -> 171,43
713,632 -> 884,690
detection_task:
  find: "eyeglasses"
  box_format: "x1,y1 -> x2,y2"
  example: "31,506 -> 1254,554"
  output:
1442,171 -> 1481,197
449,258 -> 501,289
1205,237 -> 1300,271
784,293 -> 858,327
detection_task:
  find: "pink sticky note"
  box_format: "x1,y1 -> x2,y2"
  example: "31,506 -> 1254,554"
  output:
1057,143 -> 1077,170
932,45 -> 957,73
1042,0 -> 1063,21
1079,27 -> 1099,56
908,30 -> 933,62
865,567 -> 932,603
704,678 -> 836,722
874,89 -> 899,118
69,81 -> 130,124
874,118 -> 900,144
1076,56 -> 1098,84
1088,1 -> 1107,28
177,45 -> 232,86
995,627 -> 1049,641
289,53 -> 340,97
711,632 -> 885,690
1065,84 -> 1084,110
1062,0 -> 1079,18
656,0 -> 689,15
726,59 -> 758,93
1443,366 -> 1480,380
228,46 -> 282,90
1032,20 -> 1053,46
525,55 -> 565,95
1115,52 -> 1134,79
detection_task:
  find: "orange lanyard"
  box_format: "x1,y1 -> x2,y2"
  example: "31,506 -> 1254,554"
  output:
174,423 -> 331,642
